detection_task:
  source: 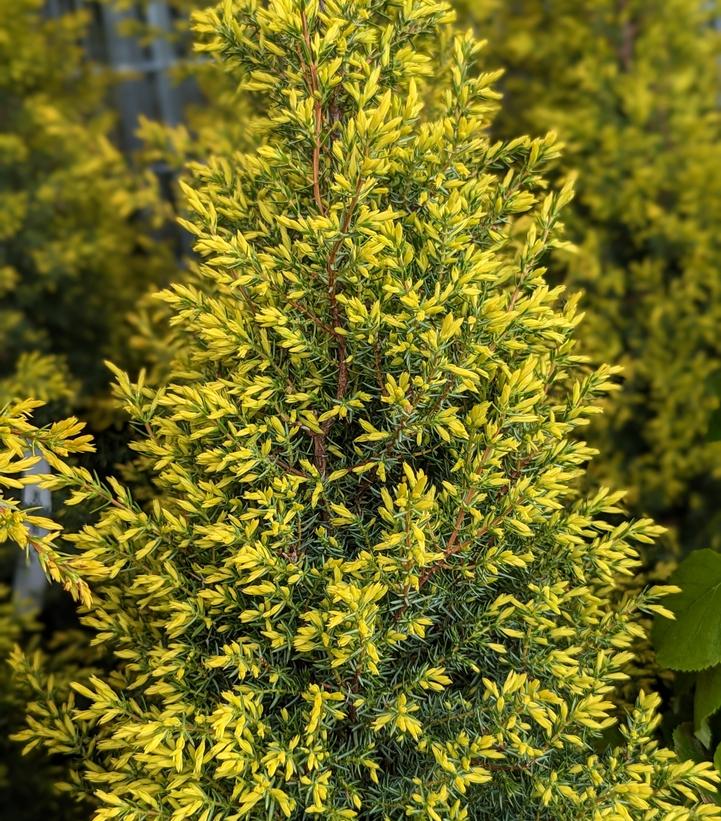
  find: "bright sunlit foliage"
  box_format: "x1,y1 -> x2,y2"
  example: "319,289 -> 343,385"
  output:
4,0 -> 721,818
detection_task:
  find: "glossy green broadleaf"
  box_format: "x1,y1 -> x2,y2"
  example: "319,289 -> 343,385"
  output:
696,665 -> 721,732
655,550 -> 721,672
675,723 -> 707,763
697,718 -> 713,750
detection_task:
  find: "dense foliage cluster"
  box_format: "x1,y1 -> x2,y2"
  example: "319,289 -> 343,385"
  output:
4,1 -> 721,818
0,401 -> 97,817
454,0 -> 721,774
463,0 -> 721,551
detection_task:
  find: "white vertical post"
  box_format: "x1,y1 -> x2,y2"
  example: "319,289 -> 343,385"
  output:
13,454 -> 51,615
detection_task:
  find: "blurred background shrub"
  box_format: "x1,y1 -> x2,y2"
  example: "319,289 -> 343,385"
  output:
464,0 -> 721,554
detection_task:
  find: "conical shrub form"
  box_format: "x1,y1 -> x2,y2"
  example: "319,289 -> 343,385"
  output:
6,0 -> 721,818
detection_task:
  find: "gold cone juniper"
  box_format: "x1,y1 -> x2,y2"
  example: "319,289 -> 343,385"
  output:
4,0 -> 721,818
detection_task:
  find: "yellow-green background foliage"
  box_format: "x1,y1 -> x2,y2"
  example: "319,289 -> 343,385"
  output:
5,1 -> 721,817
0,2 -> 175,815
452,0 -> 721,773
103,0 -> 268,390
462,0 -> 721,552
0,589 -> 98,821
0,0 -> 172,416
0,403 -> 99,819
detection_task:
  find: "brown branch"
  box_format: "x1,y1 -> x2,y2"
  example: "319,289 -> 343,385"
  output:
617,0 -> 636,72
323,178 -> 363,415
393,487 -> 477,622
417,451 -> 535,589
288,300 -> 336,335
299,10 -> 361,431
301,11 -> 326,216
313,102 -> 325,214
373,341 -> 385,392
273,457 -> 309,479
297,15 -> 365,464
393,448 -> 534,621
312,432 -> 328,476
481,760 -> 533,774
446,488 -> 476,555
415,487 -> 479,592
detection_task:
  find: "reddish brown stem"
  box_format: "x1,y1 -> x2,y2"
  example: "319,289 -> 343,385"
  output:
312,432 -> 328,476
313,101 -> 325,214
324,178 -> 363,407
274,458 -> 309,479
301,11 -> 326,216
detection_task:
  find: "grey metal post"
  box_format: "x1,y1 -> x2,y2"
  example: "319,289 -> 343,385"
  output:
13,455 -> 52,616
